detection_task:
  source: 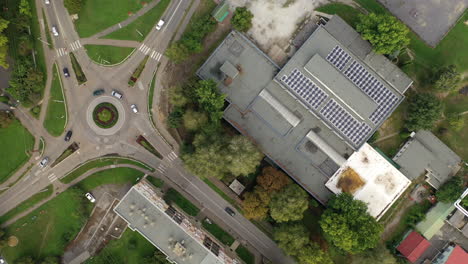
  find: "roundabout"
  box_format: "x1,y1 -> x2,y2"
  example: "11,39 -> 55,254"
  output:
86,96 -> 126,136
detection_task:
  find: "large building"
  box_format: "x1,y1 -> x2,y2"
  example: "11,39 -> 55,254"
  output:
198,16 -> 413,204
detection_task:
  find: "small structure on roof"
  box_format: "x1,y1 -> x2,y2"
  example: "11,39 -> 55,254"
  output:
212,1 -> 229,23
393,130 -> 461,189
326,143 -> 411,219
416,202 -> 455,240
229,179 -> 245,196
396,231 -> 431,263
433,244 -> 468,264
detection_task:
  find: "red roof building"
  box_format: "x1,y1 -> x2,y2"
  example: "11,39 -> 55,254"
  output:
397,231 -> 431,263
445,245 -> 468,264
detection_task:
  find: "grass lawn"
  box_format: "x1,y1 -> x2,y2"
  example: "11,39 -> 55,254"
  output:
1,187 -> 93,263
77,167 -> 144,192
43,64 -> 67,137
104,0 -> 171,41
0,119 -> 35,184
74,0 -> 150,38
164,188 -> 200,216
316,3 -> 361,27
0,185 -> 53,224
435,114 -> 468,160
146,176 -> 164,188
235,245 -> 254,264
85,45 -> 135,65
85,229 -> 161,264
202,220 -> 235,246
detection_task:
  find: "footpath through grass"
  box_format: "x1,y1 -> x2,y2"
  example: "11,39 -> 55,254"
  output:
74,0 -> 150,38
43,64 -> 67,137
85,45 -> 135,65
202,220 -> 234,246
104,0 -> 171,41
164,188 -> 200,216
0,119 -> 35,184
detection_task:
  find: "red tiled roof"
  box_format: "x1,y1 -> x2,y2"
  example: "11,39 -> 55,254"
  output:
396,231 -> 431,263
446,245 -> 468,264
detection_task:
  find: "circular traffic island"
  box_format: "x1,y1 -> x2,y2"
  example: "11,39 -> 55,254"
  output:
93,102 -> 119,129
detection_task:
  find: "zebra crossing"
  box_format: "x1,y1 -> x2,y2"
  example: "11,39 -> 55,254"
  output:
69,40 -> 82,51
56,48 -> 68,57
139,43 -> 151,55
139,44 -> 163,62
167,151 -> 178,161
156,163 -> 167,174
150,50 -> 163,61
48,173 -> 58,183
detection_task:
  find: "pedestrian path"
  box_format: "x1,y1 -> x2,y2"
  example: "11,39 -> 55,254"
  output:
56,48 -> 68,57
69,40 -> 82,52
167,151 -> 177,161
48,173 -> 58,183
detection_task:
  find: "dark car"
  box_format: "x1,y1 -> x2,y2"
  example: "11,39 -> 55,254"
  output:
93,89 -> 105,96
63,67 -> 70,77
225,207 -> 235,216
64,130 -> 73,141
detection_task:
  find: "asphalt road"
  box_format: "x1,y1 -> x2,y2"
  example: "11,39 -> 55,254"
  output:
0,0 -> 294,263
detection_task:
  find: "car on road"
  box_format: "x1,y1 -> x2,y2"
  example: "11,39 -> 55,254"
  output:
225,207 -> 235,216
51,26 -> 59,36
155,20 -> 165,30
85,192 -> 96,203
93,89 -> 105,96
130,104 -> 138,113
64,130 -> 73,141
63,67 -> 70,77
111,90 -> 123,99
39,157 -> 49,168
0,256 -> 5,263
44,0 -> 50,4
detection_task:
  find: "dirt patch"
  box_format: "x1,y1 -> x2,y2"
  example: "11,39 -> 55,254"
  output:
337,167 -> 365,194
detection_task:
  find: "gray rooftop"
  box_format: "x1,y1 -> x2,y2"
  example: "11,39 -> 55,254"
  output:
197,16 -> 412,203
393,130 -> 462,188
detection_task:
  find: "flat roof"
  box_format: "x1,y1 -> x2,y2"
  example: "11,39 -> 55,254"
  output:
326,143 -> 411,219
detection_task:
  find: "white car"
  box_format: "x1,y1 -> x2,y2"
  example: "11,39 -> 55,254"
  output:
0,257 -> 5,264
45,0 -> 50,4
130,104 -> 138,113
85,192 -> 96,203
111,90 -> 123,99
39,157 -> 49,168
155,20 -> 165,30
51,26 -> 59,36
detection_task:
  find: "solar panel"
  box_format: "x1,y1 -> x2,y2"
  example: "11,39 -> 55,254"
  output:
326,46 -> 351,71
281,68 -> 329,109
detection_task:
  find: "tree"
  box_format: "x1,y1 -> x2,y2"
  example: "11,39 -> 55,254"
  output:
350,243 -> 398,264
436,176 -> 464,203
168,85 -> 189,107
19,0 -> 32,17
447,113 -> 464,131
405,93 -> 442,131
64,0 -> 82,14
40,256 -> 60,264
432,65 -> 461,91
257,166 -> 291,193
232,7 -> 254,32
274,223 -> 310,256
0,228 -> 7,248
0,17 -> 9,69
0,111 -> 13,128
225,136 -> 263,176
320,193 -> 383,253
193,79 -> 226,123
16,257 -> 36,264
243,186 -> 271,220
167,107 -> 184,128
166,42 -> 190,63
183,110 -> 208,131
269,184 -> 309,222
297,243 -> 333,264
356,13 -> 410,54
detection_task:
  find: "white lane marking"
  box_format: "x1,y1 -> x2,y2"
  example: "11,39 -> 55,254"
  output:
163,0 -> 184,33
56,48 -> 68,57
156,53 -> 163,61
48,173 -> 57,182
151,50 -> 156,58
167,151 -> 177,161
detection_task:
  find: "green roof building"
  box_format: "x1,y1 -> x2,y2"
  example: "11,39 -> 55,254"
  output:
416,202 -> 455,240
212,1 -> 229,22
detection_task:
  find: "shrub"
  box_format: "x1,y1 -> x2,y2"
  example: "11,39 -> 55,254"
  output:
232,7 -> 254,32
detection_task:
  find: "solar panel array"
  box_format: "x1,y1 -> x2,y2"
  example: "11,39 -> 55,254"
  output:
326,46 -> 351,71
319,99 -> 372,145
343,60 -> 399,124
281,68 -> 328,109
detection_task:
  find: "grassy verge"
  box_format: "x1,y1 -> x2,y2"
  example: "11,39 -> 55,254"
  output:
60,157 -> 154,184
164,188 -> 200,217
203,178 -> 237,205
202,219 -> 234,246
128,56 -> 149,86
51,143 -> 79,167
39,137 -> 45,155
146,176 -> 164,188
84,45 -> 135,65
316,3 -> 361,27
42,9 -> 53,49
103,0 -> 171,41
43,64 -> 67,137
69,52 -> 87,84
77,167 -> 144,192
148,74 -> 156,115
29,104 -> 41,119
0,119 -> 35,184
235,245 -> 255,264
29,0 -> 47,80
0,185 -> 53,224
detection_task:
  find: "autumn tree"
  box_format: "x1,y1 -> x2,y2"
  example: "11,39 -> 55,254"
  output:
257,166 -> 291,193
297,243 -> 333,264
356,13 -> 410,54
274,223 -> 310,256
432,65 -> 461,91
243,186 -> 271,220
320,193 -> 383,253
269,184 -> 308,222
183,109 -> 208,131
405,93 -> 442,131
225,136 -> 263,176
0,17 -> 9,69
168,85 -> 190,107
232,7 -> 254,32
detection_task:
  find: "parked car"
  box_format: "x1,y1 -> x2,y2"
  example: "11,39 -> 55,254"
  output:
63,67 -> 70,77
155,20 -> 165,30
130,104 -> 138,113
85,192 -> 96,203
111,90 -> 123,99
64,130 -> 73,142
39,157 -> 49,168
51,26 -> 59,36
93,89 -> 105,96
45,0 -> 50,4
0,256 -> 5,264
225,207 -> 235,216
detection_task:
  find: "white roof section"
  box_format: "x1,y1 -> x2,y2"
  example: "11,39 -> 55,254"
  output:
326,143 -> 411,219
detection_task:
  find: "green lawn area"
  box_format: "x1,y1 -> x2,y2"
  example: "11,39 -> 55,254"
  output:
235,245 -> 254,264
146,176 -> 164,188
104,0 -> 171,41
316,3 -> 361,27
202,178 -> 237,206
164,188 -> 200,216
85,45 -> 135,65
77,167 -> 144,192
202,220 -> 235,246
61,157 -> 153,184
0,185 -> 53,224
0,119 -> 35,184
74,0 -> 150,38
1,187 -> 93,263
43,64 -> 67,137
